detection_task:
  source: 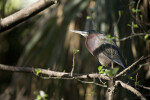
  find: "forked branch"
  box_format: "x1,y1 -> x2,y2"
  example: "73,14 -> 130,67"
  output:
115,80 -> 146,100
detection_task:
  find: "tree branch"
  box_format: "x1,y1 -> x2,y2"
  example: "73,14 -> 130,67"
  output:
0,0 -> 57,33
119,33 -> 147,41
0,64 -> 110,80
136,84 -> 150,91
115,55 -> 150,78
115,80 -> 146,100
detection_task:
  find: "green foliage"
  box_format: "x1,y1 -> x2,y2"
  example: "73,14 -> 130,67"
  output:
127,23 -> 138,28
105,68 -> 119,76
110,68 -> 119,76
128,76 -> 135,81
132,8 -> 141,13
135,81 -> 140,85
105,69 -> 111,76
35,90 -> 48,100
72,49 -> 79,68
103,82 -> 107,85
86,16 -> 92,20
73,49 -> 80,54
98,66 -> 103,71
98,66 -> 119,76
118,10 -> 123,17
128,76 -> 140,85
144,34 -> 150,40
132,24 -> 138,28
5,0 -> 21,14
106,34 -> 116,44
140,14 -> 143,19
98,66 -> 105,74
35,69 -> 41,76
127,24 -> 131,27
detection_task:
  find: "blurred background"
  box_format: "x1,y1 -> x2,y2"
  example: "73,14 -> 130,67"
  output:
0,0 -> 150,100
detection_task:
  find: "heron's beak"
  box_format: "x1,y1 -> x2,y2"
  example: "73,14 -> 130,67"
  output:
71,30 -> 88,37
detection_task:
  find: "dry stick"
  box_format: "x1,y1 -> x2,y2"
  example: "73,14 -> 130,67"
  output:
0,0 -> 57,32
128,62 -> 150,76
136,0 -> 141,20
116,54 -> 150,78
115,80 -> 146,100
136,85 -> 150,91
76,79 -> 107,87
115,56 -> 144,78
71,51 -> 75,76
119,33 -> 146,41
0,64 -> 110,80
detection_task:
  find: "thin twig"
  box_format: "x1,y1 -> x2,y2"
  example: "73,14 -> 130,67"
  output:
136,0 -> 141,21
115,56 -> 144,78
119,33 -> 147,41
115,55 -> 150,78
136,84 -> 150,91
128,62 -> 150,76
115,80 -> 146,100
71,51 -> 75,76
76,79 -> 107,87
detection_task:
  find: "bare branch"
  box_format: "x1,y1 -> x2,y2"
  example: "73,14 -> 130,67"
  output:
119,33 -> 147,41
115,56 -> 144,78
136,85 -> 150,91
76,79 -> 107,87
0,0 -> 57,32
105,78 -> 114,100
115,54 -> 150,78
0,64 -> 110,80
115,80 -> 146,100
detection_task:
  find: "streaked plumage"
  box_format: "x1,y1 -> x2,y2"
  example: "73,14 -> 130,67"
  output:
71,30 -> 126,68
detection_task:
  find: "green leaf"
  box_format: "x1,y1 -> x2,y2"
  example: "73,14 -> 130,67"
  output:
144,34 -> 150,40
132,24 -> 138,28
37,94 -> 42,100
105,68 -> 119,76
132,8 -> 141,13
135,81 -> 140,85
105,69 -> 111,76
111,37 -> 116,40
86,16 -> 91,20
118,10 -> 123,17
127,24 -> 131,27
107,34 -> 111,38
110,67 -> 119,75
128,76 -> 135,81
35,69 -> 41,76
99,70 -> 105,74
106,35 -> 114,44
140,15 -> 143,19
74,49 -> 80,54
98,66 -> 103,71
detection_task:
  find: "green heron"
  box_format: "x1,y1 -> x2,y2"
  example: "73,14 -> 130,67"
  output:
71,30 -> 126,68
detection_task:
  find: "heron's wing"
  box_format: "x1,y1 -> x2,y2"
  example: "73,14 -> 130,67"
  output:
95,43 -> 126,68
